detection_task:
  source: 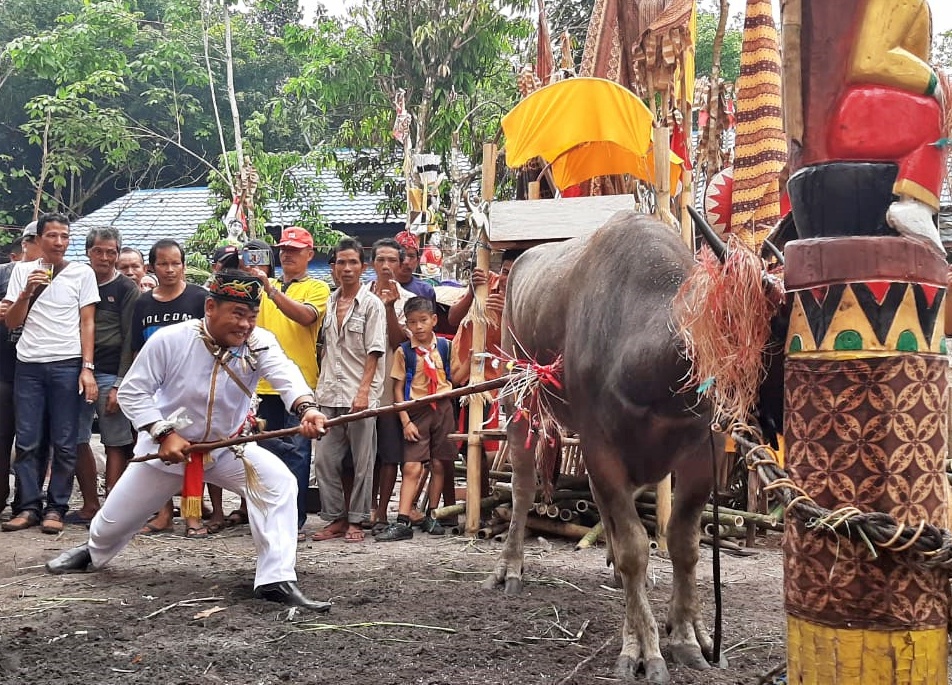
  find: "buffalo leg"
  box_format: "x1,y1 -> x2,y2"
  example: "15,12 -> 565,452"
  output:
484,416 -> 535,594
587,446 -> 668,685
666,435 -> 726,668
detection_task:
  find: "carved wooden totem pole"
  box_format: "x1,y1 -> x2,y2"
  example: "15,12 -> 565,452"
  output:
781,0 -> 950,682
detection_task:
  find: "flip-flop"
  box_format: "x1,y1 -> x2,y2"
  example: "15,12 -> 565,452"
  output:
311,528 -> 345,542
344,529 -> 365,543
64,511 -> 95,525
185,525 -> 209,539
224,509 -> 248,528
139,521 -> 174,535
205,520 -> 225,534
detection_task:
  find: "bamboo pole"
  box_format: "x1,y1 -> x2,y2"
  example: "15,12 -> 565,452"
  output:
575,521 -> 604,550
466,141 -> 496,535
431,490 -> 511,521
780,0 -> 804,147
655,474 -> 672,552
679,47 -> 695,249
496,506 -> 595,541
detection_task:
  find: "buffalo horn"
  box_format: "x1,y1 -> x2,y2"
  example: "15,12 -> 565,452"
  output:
762,239 -> 785,266
687,205 -> 727,262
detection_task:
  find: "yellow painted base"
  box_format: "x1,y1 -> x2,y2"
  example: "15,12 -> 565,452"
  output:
787,615 -> 948,685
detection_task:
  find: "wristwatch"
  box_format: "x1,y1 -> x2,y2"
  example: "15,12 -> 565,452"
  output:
149,420 -> 176,442
82,361 -> 95,371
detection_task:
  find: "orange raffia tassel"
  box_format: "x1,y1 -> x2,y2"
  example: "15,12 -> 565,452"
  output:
672,238 -> 781,429
180,452 -> 208,519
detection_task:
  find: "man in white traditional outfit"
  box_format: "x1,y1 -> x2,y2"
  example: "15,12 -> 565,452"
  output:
45,271 -> 332,612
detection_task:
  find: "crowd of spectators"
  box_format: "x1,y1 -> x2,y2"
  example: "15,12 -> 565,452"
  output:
0,214 -> 516,544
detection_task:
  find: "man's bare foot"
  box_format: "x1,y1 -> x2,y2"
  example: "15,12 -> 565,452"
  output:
206,510 -> 226,534
312,519 -> 348,541
344,524 -> 365,543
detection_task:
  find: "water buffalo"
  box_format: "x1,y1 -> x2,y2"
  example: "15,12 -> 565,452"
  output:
484,211 -> 730,683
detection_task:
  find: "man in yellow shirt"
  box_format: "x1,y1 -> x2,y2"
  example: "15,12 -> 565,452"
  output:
245,229 -> 330,535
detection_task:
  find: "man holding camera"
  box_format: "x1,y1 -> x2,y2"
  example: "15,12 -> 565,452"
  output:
244,228 -> 329,537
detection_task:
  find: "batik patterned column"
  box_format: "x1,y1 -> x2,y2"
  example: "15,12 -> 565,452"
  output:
783,236 -> 949,684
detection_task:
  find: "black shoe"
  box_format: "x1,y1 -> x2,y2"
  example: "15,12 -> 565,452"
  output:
419,516 -> 445,536
254,581 -> 332,612
46,545 -> 92,575
374,521 -> 413,542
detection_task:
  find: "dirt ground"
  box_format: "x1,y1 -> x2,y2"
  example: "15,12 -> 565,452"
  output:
0,488 -> 789,685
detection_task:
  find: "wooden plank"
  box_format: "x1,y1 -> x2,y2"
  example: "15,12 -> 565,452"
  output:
488,195 -> 636,245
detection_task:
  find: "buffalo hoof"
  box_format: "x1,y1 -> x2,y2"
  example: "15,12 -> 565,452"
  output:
669,643 -> 711,670
481,575 -> 501,590
503,577 -> 523,595
644,658 -> 670,685
614,656 -> 670,684
704,647 -> 727,668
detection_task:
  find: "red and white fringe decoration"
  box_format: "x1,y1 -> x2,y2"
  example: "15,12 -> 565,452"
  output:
672,237 -> 782,429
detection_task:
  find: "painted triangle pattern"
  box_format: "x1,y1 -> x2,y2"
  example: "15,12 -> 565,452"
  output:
851,282 -> 908,345
797,284 -> 847,347
913,285 -> 945,348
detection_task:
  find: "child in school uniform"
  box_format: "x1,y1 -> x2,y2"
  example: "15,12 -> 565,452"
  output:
375,297 -> 454,541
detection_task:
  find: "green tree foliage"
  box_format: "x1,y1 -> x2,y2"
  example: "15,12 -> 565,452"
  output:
695,1 -> 742,82
282,1 -> 532,216
0,0 -> 315,234
548,0 -> 592,68
935,29 -> 952,70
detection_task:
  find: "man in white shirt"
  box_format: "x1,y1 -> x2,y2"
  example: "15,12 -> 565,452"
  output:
45,270 -> 332,611
0,213 -> 99,534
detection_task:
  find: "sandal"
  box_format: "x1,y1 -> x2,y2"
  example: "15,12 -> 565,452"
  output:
205,520 -> 225,534
1,511 -> 40,532
344,528 -> 365,543
224,509 -> 248,528
311,527 -> 345,542
139,521 -> 174,535
185,525 -> 209,539
40,512 -> 64,535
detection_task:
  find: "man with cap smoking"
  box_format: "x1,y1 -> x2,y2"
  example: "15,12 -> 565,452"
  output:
44,270 -> 332,611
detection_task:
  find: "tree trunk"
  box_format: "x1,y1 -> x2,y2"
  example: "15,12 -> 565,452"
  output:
223,1 -> 243,181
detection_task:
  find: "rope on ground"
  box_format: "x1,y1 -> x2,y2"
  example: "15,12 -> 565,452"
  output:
732,432 -> 952,572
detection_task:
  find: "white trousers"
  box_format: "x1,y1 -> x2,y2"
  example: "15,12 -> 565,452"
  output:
87,442 -> 298,588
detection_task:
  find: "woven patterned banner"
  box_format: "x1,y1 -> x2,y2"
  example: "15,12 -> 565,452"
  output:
729,0 -> 786,248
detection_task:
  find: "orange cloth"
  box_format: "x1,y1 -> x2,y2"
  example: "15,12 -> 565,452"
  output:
501,78 -> 683,191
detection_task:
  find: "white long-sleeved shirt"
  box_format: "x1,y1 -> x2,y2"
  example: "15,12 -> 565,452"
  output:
118,319 -> 311,446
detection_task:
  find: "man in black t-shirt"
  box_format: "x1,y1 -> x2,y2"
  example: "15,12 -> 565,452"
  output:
129,239 -> 219,536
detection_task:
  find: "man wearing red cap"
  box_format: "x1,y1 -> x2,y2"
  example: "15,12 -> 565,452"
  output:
247,227 -> 329,538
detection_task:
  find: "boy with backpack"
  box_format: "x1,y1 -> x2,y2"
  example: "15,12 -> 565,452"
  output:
375,297 -> 454,541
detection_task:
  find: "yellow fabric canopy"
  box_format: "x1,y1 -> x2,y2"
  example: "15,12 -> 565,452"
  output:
502,77 -> 682,191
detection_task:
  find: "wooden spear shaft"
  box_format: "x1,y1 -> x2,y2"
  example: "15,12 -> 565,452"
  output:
129,376 -> 510,462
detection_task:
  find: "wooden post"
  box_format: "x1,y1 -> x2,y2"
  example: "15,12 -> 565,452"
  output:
654,474 -> 672,553
653,125 -> 672,225
465,142 -> 496,535
527,181 -> 541,200
679,62 -> 695,250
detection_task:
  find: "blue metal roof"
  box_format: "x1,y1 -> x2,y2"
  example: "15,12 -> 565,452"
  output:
67,166 -> 409,261
264,167 -> 401,226
68,187 -> 213,260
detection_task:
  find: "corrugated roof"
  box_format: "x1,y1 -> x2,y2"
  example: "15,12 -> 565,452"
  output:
68,187 -> 213,260
66,168 -> 406,260
264,167 -> 401,226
